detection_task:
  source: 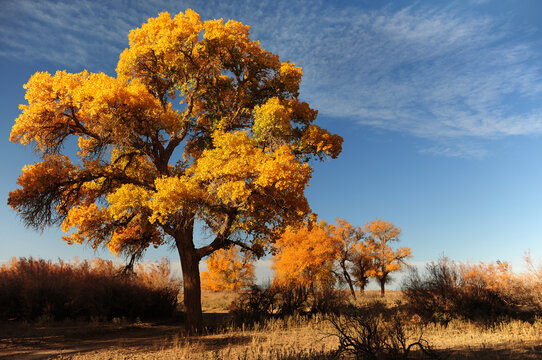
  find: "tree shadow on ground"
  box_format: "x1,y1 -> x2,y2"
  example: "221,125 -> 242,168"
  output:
436,342 -> 542,360
400,340 -> 542,360
2,317 -> 541,360
1,322 -> 177,359
0,313 -> 248,360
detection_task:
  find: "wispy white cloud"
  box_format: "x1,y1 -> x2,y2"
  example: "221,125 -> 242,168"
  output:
419,142 -> 489,159
282,5 -> 542,139
0,0 -> 130,68
2,0 -> 542,157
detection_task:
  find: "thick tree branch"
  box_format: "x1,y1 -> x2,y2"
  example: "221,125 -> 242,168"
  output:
195,210 -> 237,259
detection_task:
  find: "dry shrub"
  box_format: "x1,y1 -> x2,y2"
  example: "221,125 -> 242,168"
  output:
520,253 -> 542,311
229,284 -> 279,324
401,258 -> 458,325
0,257 -> 181,321
275,283 -> 310,316
230,282 -> 347,325
402,257 -> 541,324
272,282 -> 347,316
309,287 -> 348,315
326,301 -> 436,360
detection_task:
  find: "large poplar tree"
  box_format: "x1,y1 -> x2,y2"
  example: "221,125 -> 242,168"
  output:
8,10 -> 342,332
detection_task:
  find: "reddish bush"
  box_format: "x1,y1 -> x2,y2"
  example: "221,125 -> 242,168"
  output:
0,257 -> 181,321
402,257 -> 540,323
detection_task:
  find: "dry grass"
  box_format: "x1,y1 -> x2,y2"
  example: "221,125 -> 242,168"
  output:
3,260 -> 542,360
46,315 -> 542,359
3,290 -> 542,359
200,290 -> 240,313
423,318 -> 542,359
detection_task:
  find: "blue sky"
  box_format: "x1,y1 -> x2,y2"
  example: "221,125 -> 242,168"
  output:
1,0 -> 542,285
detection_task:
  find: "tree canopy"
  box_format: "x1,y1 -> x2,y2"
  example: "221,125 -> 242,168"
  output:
8,9 -> 342,332
273,221 -> 339,289
272,219 -> 411,297
364,219 -> 411,295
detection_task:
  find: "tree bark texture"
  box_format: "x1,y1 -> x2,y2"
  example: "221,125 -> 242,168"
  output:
175,224 -> 204,334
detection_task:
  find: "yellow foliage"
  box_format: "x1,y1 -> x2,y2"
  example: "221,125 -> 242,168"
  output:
253,97 -> 293,141
11,71 -> 179,156
299,125 -> 343,159
363,219 -> 411,284
279,61 -> 303,94
107,184 -> 151,221
61,203 -> 107,247
270,218 -> 412,295
459,261 -> 514,293
363,219 -> 401,242
148,175 -> 203,224
201,246 -> 255,291
328,218 -> 364,261
8,9 -> 342,267
9,155 -> 76,206
273,222 -> 340,289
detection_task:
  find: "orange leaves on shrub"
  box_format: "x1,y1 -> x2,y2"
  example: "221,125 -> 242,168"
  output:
459,261 -> 513,293
201,246 -> 255,291
452,259 -> 542,318
403,256 -> 542,322
136,257 -> 179,290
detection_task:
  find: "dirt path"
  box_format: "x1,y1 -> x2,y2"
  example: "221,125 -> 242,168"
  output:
0,322 -> 183,359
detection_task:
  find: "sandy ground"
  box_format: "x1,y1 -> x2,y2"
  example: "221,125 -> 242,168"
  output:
0,321 -> 184,359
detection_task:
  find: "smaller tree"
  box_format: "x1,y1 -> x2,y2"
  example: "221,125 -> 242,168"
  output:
272,221 -> 339,291
201,246 -> 255,291
350,240 -> 375,296
364,219 -> 411,296
328,219 -> 365,298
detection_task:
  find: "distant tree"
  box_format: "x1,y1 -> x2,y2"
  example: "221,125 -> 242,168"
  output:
272,221 -> 339,291
364,219 -> 411,296
7,9 -> 342,333
201,246 -> 255,291
328,218 -> 365,298
350,240 -> 375,296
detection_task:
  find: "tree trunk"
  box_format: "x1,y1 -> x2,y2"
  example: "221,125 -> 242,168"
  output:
357,277 -> 367,297
380,278 -> 385,297
175,223 -> 203,334
340,261 -> 356,299
358,284 -> 365,298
